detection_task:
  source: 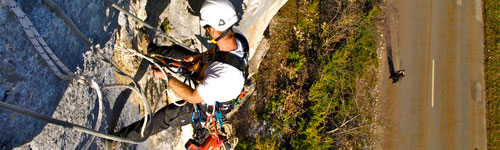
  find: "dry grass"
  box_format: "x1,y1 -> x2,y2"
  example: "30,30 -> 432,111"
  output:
236,0 -> 381,149
484,0 -> 500,148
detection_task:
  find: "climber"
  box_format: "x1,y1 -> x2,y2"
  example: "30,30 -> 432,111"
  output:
115,0 -> 248,146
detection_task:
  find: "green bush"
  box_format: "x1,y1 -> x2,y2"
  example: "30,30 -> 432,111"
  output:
292,6 -> 379,149
161,18 -> 170,33
286,51 -> 305,74
254,0 -> 380,149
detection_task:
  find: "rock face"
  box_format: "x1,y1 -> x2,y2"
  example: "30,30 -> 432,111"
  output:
0,0 -> 286,149
0,0 -> 123,149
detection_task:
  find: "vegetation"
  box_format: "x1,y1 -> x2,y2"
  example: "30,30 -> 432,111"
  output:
240,0 -> 381,149
484,0 -> 500,149
161,17 -> 170,33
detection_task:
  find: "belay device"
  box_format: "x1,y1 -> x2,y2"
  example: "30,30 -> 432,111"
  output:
185,105 -> 232,150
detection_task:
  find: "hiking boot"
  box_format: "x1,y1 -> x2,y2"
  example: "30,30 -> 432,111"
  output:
134,28 -> 150,54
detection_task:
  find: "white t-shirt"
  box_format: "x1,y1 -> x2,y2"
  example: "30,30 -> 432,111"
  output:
196,39 -> 245,105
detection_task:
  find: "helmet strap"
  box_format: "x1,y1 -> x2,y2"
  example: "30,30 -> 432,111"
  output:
211,27 -> 232,44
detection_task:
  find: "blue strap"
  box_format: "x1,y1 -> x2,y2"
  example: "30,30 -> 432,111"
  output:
215,102 -> 224,128
216,111 -> 223,127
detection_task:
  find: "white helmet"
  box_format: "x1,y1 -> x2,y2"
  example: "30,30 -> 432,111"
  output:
199,0 -> 238,32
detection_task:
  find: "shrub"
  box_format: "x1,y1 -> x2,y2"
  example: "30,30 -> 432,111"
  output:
254,0 -> 380,149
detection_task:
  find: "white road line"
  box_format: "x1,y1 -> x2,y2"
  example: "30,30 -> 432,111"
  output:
432,59 -> 435,107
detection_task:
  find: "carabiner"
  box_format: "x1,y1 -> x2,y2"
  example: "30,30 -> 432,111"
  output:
191,105 -> 202,123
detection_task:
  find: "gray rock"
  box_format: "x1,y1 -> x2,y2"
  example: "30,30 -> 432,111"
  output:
0,0 -> 121,149
0,0 -> 286,149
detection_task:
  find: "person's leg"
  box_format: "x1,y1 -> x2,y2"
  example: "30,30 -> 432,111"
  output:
148,44 -> 197,59
117,103 -> 195,140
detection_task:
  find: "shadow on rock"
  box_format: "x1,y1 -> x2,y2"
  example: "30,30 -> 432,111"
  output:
229,0 -> 245,26
144,0 -> 172,39
0,0 -> 119,148
187,0 -> 204,16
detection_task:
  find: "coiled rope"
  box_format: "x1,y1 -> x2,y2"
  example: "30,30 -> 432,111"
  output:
0,0 -> 154,145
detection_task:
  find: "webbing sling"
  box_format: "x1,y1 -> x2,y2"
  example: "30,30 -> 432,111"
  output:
211,33 -> 250,111
212,33 -> 249,78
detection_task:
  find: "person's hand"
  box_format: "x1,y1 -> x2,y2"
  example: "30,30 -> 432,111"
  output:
151,66 -> 168,80
182,55 -> 200,68
183,55 -> 195,63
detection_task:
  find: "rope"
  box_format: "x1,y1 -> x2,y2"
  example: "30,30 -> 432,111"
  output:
205,121 -> 238,150
7,0 -> 74,80
5,0 -> 105,146
38,0 -> 155,142
115,46 -> 187,107
102,0 -> 197,53
42,0 -> 91,47
101,83 -> 150,137
1,0 -> 154,145
43,0 -> 185,107
0,101 -> 150,144
82,80 -> 103,150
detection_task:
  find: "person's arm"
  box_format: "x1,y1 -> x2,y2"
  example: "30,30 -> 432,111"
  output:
151,69 -> 204,103
167,77 -> 204,103
182,47 -> 215,63
150,47 -> 217,103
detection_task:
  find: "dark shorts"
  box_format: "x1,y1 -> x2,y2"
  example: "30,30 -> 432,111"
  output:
117,102 -> 233,141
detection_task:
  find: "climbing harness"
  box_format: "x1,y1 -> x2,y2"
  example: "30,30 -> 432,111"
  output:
126,24 -> 248,150
187,32 -> 250,149
185,104 -> 230,150
206,33 -> 249,78
0,0 -> 155,146
145,50 -> 244,150
205,32 -> 250,111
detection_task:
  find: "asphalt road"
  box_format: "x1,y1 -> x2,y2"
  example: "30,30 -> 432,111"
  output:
376,0 -> 487,149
